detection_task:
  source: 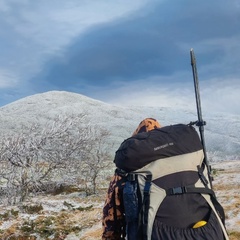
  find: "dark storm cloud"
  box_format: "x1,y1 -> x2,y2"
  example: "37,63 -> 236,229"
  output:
35,0 -> 240,90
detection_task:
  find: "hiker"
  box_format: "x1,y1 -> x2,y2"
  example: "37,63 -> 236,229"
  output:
102,118 -> 161,240
102,118 -> 228,240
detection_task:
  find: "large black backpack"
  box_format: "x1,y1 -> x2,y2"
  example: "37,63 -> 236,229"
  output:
114,124 -> 229,240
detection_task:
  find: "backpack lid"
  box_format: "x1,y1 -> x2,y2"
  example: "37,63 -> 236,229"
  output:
114,124 -> 203,171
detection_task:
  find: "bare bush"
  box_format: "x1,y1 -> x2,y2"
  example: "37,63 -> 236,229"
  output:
0,114 -> 112,204
80,127 -> 113,195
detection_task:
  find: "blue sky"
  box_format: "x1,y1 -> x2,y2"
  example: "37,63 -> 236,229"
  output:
0,0 -> 240,115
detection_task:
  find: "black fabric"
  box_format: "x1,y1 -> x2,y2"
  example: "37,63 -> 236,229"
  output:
152,210 -> 225,240
153,171 -> 199,189
153,171 -> 210,228
114,124 -> 203,171
157,194 -> 210,228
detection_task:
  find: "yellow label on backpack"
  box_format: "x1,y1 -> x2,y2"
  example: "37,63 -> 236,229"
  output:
193,220 -> 207,228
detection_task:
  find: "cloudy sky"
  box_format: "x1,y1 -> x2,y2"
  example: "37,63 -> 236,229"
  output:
0,0 -> 240,115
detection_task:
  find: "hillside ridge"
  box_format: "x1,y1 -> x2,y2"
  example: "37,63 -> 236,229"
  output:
0,90 -> 239,161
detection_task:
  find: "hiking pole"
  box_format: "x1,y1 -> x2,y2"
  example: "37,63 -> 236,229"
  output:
190,48 -> 213,189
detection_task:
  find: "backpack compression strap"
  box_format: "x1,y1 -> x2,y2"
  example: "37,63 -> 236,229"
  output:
165,185 -> 215,197
165,184 -> 228,240
165,185 -> 225,224
140,173 -> 152,240
116,169 -> 153,240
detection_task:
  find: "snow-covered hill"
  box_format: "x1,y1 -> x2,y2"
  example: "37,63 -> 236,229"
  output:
0,90 -> 239,162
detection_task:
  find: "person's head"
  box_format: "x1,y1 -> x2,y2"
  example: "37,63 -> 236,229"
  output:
132,118 -> 161,136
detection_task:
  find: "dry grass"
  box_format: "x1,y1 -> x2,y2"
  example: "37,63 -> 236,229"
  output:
212,161 -> 240,239
0,161 -> 239,239
228,231 -> 240,240
0,191 -> 105,240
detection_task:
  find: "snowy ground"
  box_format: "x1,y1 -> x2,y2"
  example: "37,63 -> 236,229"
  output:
0,160 -> 239,240
211,160 -> 240,236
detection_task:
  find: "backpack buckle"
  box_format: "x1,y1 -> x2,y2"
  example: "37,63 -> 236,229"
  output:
170,186 -> 187,195
127,173 -> 136,181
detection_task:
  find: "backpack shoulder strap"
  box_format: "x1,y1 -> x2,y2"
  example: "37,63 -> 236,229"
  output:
201,194 -> 229,240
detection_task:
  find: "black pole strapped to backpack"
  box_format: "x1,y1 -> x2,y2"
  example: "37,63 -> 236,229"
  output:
190,48 -> 213,189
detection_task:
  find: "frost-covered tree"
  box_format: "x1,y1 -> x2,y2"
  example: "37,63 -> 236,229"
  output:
80,127 -> 113,195
0,114 -> 112,204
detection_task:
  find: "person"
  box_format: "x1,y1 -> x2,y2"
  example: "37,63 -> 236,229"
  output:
102,118 -> 161,240
102,118 -> 228,240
